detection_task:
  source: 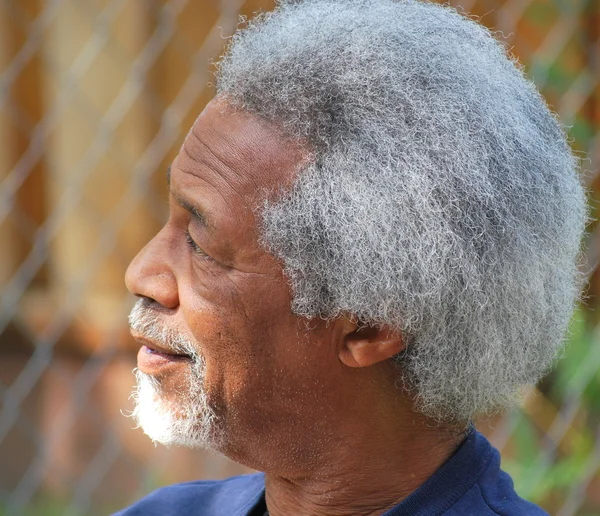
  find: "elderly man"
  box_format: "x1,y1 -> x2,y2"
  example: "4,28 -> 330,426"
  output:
116,0 -> 586,514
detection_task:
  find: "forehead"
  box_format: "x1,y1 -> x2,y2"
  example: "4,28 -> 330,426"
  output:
174,99 -> 307,201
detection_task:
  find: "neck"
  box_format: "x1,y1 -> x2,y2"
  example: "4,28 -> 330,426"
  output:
264,427 -> 464,515
262,370 -> 467,515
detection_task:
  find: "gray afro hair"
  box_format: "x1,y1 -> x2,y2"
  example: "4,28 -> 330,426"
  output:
216,0 -> 587,422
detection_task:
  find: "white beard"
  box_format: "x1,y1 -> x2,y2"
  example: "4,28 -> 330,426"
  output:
127,300 -> 220,449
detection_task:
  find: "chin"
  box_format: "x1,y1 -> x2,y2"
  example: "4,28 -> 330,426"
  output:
130,368 -> 222,450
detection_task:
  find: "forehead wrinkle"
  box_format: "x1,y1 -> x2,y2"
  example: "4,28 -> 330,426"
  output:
190,102 -> 309,195
184,121 -> 262,200
178,145 -> 249,221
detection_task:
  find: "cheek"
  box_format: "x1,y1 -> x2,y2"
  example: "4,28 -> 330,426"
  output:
181,273 -> 306,408
179,273 -> 290,399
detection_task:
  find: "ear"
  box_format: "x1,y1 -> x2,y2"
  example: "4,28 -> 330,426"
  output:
338,320 -> 404,368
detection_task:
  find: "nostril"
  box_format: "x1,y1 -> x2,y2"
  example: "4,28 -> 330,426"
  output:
137,295 -> 176,314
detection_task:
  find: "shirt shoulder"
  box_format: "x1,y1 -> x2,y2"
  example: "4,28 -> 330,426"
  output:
444,447 -> 548,516
444,483 -> 548,516
383,430 -> 547,516
112,472 -> 265,516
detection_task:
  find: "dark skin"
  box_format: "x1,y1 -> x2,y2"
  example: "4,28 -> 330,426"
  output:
125,97 -> 465,516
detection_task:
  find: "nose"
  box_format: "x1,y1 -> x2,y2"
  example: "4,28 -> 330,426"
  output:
125,226 -> 179,310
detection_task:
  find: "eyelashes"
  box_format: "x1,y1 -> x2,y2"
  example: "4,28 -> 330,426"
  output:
185,229 -> 209,258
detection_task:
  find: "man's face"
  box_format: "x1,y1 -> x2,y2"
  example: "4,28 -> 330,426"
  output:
125,99 -> 344,470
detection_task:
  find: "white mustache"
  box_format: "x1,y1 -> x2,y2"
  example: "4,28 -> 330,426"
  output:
128,299 -> 199,360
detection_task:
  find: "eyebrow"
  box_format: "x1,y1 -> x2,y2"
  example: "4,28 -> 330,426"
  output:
166,166 -> 209,227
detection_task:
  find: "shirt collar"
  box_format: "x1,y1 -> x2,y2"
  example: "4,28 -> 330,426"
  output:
383,428 -> 495,516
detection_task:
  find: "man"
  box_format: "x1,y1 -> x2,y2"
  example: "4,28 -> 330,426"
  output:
116,0 -> 586,514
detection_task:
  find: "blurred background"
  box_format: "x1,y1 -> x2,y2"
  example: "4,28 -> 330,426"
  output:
0,0 -> 598,514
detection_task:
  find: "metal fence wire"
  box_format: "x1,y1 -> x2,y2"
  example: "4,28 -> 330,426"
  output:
0,0 -> 599,515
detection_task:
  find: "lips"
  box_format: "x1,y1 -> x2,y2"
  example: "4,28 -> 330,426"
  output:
132,332 -> 193,374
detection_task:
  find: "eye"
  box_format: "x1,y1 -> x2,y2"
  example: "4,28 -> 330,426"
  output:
185,229 -> 209,258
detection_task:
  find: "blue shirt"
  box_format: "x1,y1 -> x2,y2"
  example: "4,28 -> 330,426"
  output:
115,430 -> 547,515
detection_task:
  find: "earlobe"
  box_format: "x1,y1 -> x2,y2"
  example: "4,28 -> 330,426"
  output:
339,324 -> 404,368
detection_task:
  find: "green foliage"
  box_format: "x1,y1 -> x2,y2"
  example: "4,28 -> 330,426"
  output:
0,498 -> 69,516
503,307 -> 600,511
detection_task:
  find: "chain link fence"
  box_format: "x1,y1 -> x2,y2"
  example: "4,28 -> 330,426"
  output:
0,0 -> 598,514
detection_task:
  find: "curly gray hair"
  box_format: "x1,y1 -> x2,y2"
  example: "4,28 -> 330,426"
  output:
216,0 -> 587,422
